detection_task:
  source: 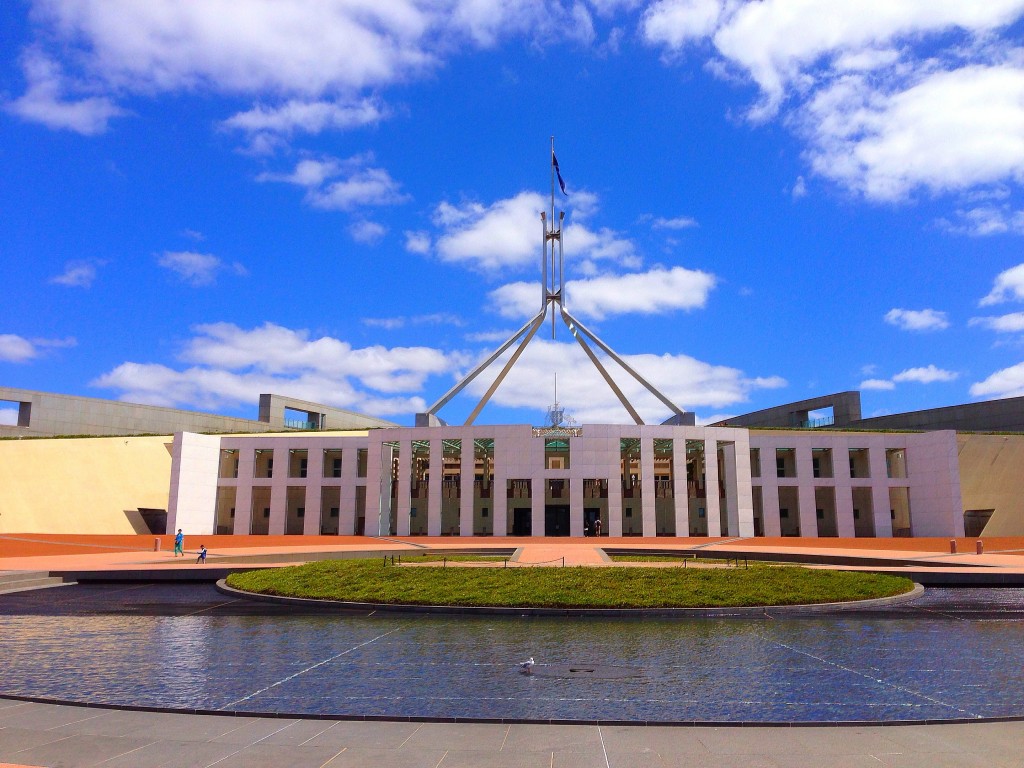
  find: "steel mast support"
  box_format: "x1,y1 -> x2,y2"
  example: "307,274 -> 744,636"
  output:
420,308 -> 547,425
464,311 -> 546,426
560,306 -> 685,421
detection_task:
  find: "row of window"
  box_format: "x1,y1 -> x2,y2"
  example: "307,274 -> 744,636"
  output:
218,448 -> 369,479
755,447 -> 908,480
218,443 -> 910,483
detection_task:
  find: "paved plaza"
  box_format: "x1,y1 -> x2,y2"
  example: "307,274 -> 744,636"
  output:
4,697 -> 1024,768
5,533 -> 1024,576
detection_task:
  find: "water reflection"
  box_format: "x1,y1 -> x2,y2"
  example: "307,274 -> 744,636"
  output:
1,586 -> 1023,722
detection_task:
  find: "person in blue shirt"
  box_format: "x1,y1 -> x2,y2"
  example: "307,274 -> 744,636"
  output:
196,545 -> 207,564
173,529 -> 184,557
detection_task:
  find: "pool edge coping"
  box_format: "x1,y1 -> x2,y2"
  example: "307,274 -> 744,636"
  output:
0,691 -> 1013,728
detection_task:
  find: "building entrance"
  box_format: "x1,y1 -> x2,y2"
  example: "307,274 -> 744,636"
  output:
512,508 -> 531,536
545,505 -> 570,536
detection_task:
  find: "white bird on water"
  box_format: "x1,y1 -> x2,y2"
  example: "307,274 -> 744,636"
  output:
519,657 -> 535,675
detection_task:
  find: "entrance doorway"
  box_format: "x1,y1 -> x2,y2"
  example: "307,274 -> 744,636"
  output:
512,508 -> 532,536
545,505 -> 570,536
584,508 -> 601,536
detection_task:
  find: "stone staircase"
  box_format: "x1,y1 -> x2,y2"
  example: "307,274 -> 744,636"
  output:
0,570 -> 75,595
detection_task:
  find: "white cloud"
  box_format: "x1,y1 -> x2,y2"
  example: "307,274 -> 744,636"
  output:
883,308 -> 950,332
791,175 -> 807,199
404,230 -> 431,254
970,362 -> 1024,399
567,190 -> 601,220
489,282 -> 541,319
92,322 -> 460,417
801,65 -> 1024,201
260,155 -> 409,211
860,378 -> 895,391
969,312 -> 1024,332
158,251 -> 246,286
413,312 -> 464,327
453,0 -> 596,47
0,334 -> 76,363
650,215 -> 699,230
220,97 -> 388,136
362,313 -> 463,330
310,167 -> 409,211
434,192 -> 545,270
349,220 -> 387,244
0,407 -> 18,426
891,365 -> 958,384
641,0 -> 1024,202
29,1 -> 438,95
457,337 -> 786,422
35,336 -> 77,350
567,267 -> 716,320
708,0 -> 1024,112
0,334 -> 38,363
363,317 -> 407,331
257,157 -> 344,187
489,266 -> 716,320
6,48 -> 127,134
50,260 -> 102,288
465,329 -> 521,343
432,191 -> 637,272
937,206 -> 1024,236
981,263 -> 1024,305
18,0 -> 604,127
861,364 -> 958,389
643,0 -> 726,49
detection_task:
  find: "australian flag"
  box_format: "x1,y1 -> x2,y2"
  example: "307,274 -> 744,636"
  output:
552,152 -> 567,196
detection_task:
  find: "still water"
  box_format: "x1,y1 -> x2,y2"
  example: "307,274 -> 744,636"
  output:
1,583 -> 1022,723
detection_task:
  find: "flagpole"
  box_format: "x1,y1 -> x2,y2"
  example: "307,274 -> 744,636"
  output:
550,136 -> 556,338
550,136 -> 555,226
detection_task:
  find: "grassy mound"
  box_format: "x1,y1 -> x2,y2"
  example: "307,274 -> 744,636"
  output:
225,559 -> 914,609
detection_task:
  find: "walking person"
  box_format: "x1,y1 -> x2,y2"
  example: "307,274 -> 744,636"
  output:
196,544 -> 207,564
173,529 -> 184,557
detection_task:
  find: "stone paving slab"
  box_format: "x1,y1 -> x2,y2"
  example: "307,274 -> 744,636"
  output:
255,718 -> 342,746
90,739 -> 242,768
7,733 -> 151,768
298,720 -> 422,750
4,700 -> 1024,768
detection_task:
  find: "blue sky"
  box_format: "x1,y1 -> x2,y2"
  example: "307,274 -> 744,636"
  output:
3,1 -> 1024,428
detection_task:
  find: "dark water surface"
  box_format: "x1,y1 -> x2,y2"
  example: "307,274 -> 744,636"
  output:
2,583 -> 1023,723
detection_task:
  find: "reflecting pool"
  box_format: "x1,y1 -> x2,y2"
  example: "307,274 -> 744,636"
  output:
2,583 -> 1023,723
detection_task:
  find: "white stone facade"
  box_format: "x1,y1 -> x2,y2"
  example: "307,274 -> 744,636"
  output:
748,430 -> 964,539
167,425 -> 965,538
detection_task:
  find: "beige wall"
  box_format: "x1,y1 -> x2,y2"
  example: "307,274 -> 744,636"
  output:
957,433 -> 1024,536
0,435 -> 173,534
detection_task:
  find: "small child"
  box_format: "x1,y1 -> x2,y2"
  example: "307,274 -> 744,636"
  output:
196,545 -> 207,564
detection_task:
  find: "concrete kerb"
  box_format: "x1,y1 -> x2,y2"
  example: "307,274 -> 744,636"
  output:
1,682 -> 1016,727
214,579 -> 924,617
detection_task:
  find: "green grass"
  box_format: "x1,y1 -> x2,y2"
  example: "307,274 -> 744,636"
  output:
607,554 -> 778,566
225,559 -> 914,609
